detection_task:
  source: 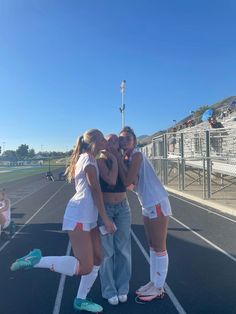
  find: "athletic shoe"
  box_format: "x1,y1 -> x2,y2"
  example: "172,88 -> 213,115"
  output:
73,298 -> 103,313
108,295 -> 119,305
10,249 -> 42,271
118,294 -> 127,303
135,281 -> 154,295
138,287 -> 165,302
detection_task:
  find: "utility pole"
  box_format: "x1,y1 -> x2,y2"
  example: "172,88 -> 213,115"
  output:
119,80 -> 126,128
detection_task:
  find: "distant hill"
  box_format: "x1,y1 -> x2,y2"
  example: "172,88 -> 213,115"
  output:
137,135 -> 149,141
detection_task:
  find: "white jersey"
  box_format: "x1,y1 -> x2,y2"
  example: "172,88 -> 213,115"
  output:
131,150 -> 168,208
0,199 -> 11,223
63,153 -> 99,228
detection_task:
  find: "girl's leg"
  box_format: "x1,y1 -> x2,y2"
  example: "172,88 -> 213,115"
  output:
144,214 -> 169,290
136,216 -> 155,295
34,228 -> 94,276
73,226 -> 103,313
11,228 -> 93,276
113,201 -> 131,299
76,227 -> 102,299
99,205 -> 117,300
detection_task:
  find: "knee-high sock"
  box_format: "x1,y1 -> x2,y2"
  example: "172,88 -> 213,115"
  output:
34,256 -> 79,276
150,247 -> 155,283
154,250 -> 168,288
76,265 -> 100,299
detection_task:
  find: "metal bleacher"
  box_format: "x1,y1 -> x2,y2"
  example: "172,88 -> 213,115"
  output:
140,115 -> 236,199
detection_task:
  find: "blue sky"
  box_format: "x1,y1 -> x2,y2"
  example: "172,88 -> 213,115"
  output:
0,0 -> 235,152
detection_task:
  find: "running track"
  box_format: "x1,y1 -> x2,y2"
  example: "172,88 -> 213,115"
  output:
0,170 -> 236,314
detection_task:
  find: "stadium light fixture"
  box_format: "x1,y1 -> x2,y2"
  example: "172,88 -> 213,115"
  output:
119,80 -> 126,128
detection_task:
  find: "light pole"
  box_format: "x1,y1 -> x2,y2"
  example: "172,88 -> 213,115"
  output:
2,142 -> 6,153
119,80 -> 126,128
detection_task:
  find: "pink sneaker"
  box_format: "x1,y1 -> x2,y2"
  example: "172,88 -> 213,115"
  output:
138,287 -> 164,302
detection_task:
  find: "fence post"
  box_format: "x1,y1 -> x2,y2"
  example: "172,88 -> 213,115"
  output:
180,133 -> 185,190
163,133 -> 168,185
206,130 -> 212,198
203,157 -> 206,199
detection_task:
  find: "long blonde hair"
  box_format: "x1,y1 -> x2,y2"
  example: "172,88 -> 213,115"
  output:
65,129 -> 103,182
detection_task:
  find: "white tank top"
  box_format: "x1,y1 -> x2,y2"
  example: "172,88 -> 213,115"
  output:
0,199 -> 11,221
131,150 -> 168,208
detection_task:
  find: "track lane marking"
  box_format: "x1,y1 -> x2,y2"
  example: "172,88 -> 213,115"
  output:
0,183 -> 66,252
170,216 -> 236,263
131,229 -> 187,314
169,194 -> 236,224
53,242 -> 71,314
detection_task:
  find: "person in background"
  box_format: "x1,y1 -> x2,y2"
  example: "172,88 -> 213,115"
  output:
208,117 -> 225,154
168,128 -> 177,154
10,129 -> 116,313
114,126 -> 172,302
97,134 -> 131,306
208,117 -> 224,129
0,190 -> 11,236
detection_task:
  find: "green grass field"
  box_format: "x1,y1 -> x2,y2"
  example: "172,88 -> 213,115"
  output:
0,165 -> 63,185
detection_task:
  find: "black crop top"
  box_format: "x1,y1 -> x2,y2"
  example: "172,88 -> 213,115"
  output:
99,174 -> 126,193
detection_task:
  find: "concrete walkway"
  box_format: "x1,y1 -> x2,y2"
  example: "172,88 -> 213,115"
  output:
166,186 -> 236,217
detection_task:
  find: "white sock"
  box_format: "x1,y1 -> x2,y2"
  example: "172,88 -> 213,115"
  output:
76,265 -> 100,299
154,250 -> 168,288
34,256 -> 79,276
150,247 -> 155,282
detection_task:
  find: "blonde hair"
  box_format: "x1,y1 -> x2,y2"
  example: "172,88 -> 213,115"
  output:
65,129 -> 103,182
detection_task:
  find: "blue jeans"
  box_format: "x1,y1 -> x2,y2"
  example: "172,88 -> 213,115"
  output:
98,199 -> 132,299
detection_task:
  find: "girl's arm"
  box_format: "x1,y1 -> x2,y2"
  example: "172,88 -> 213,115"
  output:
85,164 -> 115,233
116,151 -> 142,187
97,152 -> 118,186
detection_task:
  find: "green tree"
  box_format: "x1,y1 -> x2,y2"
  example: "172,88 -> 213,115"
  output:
28,148 -> 35,159
16,144 -> 29,160
1,150 -> 17,161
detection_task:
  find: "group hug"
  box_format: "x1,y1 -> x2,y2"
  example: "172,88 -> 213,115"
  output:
10,126 -> 172,313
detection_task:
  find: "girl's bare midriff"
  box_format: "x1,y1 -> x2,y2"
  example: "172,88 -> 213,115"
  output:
102,192 -> 126,204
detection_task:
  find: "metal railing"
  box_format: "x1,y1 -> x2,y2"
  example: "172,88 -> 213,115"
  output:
140,127 -> 236,199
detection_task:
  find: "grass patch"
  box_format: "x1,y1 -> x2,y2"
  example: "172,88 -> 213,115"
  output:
0,165 -> 63,185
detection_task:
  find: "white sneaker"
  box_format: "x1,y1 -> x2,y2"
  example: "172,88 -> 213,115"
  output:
136,281 -> 154,295
118,294 -> 127,303
108,296 -> 119,305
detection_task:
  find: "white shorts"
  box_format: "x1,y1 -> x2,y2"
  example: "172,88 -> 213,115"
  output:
142,198 -> 172,219
62,218 -> 97,232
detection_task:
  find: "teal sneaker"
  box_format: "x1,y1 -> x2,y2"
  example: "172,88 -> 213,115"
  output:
10,249 -> 42,271
73,298 -> 103,313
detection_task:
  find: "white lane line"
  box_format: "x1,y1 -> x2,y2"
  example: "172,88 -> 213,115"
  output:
53,242 -> 71,314
169,194 -> 236,224
11,183 -> 50,206
131,229 -> 187,314
0,183 -> 66,253
170,216 -> 236,263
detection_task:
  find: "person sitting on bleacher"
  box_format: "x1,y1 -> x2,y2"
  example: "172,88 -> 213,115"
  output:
0,190 -> 11,236
208,117 -> 224,129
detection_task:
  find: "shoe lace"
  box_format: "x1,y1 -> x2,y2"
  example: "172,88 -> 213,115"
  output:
81,299 -> 95,306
